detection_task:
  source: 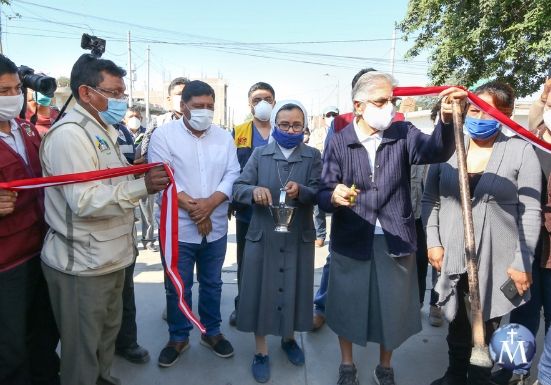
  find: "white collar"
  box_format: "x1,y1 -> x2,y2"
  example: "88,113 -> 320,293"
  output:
353,118 -> 382,143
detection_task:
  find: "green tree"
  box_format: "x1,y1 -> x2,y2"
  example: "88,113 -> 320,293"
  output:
57,76 -> 70,87
415,96 -> 439,111
399,0 -> 551,97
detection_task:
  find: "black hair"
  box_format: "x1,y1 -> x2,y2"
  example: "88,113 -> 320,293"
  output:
275,103 -> 304,123
0,55 -> 18,77
248,82 -> 275,99
351,67 -> 377,88
168,77 -> 190,95
473,80 -> 515,116
182,80 -> 215,103
70,54 -> 126,101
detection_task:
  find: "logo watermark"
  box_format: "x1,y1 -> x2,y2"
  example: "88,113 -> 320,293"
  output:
489,323 -> 536,372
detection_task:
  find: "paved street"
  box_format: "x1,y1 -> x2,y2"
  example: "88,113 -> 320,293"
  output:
115,217 -> 545,385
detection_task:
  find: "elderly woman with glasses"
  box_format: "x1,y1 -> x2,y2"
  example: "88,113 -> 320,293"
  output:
232,100 -> 322,383
318,71 -> 468,385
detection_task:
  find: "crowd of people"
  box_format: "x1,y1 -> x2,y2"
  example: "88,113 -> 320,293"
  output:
1,50 -> 551,385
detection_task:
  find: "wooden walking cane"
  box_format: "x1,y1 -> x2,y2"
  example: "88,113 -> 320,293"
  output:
451,100 -> 493,368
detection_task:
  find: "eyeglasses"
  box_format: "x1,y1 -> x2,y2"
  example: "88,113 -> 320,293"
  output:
93,87 -> 129,100
325,112 -> 338,118
277,122 -> 304,132
251,96 -> 274,106
365,97 -> 400,108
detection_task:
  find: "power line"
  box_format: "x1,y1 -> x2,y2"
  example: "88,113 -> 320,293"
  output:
11,0 -> 414,48
11,0 -> 235,44
1,31 -> 81,40
7,1 -> 429,75
1,30 -> 428,76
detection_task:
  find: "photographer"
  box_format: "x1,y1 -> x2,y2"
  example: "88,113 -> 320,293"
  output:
25,89 -> 59,136
0,54 -> 60,385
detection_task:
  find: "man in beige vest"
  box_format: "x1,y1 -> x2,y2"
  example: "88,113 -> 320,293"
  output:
40,54 -> 169,385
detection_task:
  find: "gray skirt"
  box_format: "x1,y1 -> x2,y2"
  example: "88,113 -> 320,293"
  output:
326,235 -> 422,350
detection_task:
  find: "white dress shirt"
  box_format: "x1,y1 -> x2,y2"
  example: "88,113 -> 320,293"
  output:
353,118 -> 384,234
0,120 -> 29,164
148,118 -> 240,244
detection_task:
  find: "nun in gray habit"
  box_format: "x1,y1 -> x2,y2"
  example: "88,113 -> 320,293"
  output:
232,100 -> 322,382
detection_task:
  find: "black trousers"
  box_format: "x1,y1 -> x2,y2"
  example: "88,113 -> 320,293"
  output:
234,219 -> 250,309
116,261 -> 138,350
415,218 -> 438,305
0,257 -> 60,385
445,274 -> 501,383
449,274 -> 501,346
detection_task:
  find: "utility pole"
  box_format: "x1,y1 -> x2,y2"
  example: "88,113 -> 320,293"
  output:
127,31 -> 133,107
337,79 -> 340,109
0,5 -> 4,55
145,45 -> 150,126
390,22 -> 397,76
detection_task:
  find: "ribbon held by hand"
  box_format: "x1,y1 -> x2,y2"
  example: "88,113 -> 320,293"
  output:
0,162 -> 206,334
393,86 -> 551,153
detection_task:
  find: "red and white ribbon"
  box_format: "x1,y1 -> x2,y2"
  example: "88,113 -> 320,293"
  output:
158,166 -> 206,332
393,86 -> 551,153
0,162 -> 206,334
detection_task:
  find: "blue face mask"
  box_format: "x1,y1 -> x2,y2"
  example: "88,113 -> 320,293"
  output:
272,127 -> 304,149
464,116 -> 501,140
99,98 -> 128,125
34,91 -> 52,107
88,87 -> 128,125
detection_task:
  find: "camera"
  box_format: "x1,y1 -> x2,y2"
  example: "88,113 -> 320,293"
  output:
52,33 -> 107,124
18,66 -> 57,97
81,33 -> 106,58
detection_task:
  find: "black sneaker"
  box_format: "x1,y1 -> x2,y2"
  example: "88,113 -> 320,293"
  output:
281,338 -> 305,366
115,344 -> 150,364
373,365 -> 396,385
430,371 -> 468,385
200,334 -> 234,358
338,364 -> 359,385
158,340 -> 189,368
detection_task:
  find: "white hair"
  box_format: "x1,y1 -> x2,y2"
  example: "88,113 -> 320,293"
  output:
351,71 -> 398,102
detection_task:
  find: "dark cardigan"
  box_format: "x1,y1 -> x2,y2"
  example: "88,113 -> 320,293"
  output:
318,118 -> 455,260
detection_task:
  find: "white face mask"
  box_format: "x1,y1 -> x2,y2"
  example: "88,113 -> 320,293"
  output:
325,116 -> 334,128
0,93 -> 24,122
253,100 -> 273,122
126,116 -> 141,130
172,96 -> 182,113
361,102 -> 395,131
544,108 -> 551,131
185,107 -> 214,131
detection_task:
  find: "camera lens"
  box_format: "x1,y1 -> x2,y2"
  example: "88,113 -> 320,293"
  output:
22,74 -> 57,97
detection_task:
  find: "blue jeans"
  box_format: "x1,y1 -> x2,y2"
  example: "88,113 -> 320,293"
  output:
314,254 -> 331,313
539,325 -> 551,384
166,236 -> 227,342
313,205 -> 327,240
